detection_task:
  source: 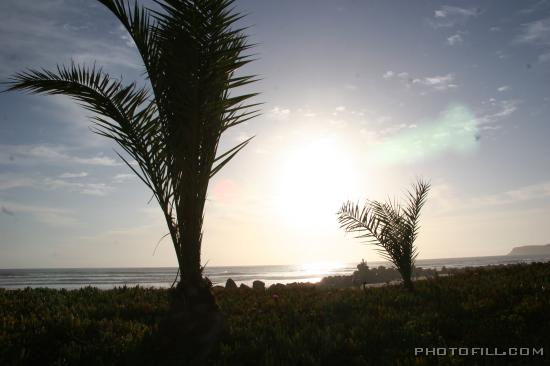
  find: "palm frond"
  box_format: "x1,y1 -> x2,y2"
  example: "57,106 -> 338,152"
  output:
5,0 -> 259,286
337,178 -> 431,290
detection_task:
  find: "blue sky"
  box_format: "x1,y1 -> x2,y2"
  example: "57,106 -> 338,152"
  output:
1,0 -> 550,268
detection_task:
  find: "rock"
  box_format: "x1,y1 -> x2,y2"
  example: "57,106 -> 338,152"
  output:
269,283 -> 285,292
239,283 -> 250,290
225,278 -> 237,289
252,280 -> 265,291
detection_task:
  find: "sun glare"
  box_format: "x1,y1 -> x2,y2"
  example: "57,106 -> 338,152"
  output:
275,137 -> 359,227
300,261 -> 344,276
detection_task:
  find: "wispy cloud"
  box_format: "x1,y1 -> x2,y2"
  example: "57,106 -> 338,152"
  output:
59,172 -> 89,179
0,200 -> 77,226
414,74 -> 457,90
514,17 -> 550,63
383,71 -> 457,91
430,5 -> 480,28
515,17 -> 550,45
518,1 -> 550,16
0,144 -> 118,166
482,181 -> 550,205
497,85 -> 510,92
43,178 -> 114,196
113,173 -> 135,183
0,173 -> 33,190
1,171 -> 114,196
429,180 -> 550,217
478,99 -> 520,125
0,0 -> 142,79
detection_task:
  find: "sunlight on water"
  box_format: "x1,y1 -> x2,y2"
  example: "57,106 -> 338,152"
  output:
300,261 -> 345,275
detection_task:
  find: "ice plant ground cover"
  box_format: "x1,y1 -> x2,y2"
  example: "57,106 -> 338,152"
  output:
1,262 -> 549,365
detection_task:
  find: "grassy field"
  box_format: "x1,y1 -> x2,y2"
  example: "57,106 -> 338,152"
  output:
1,263 -> 549,365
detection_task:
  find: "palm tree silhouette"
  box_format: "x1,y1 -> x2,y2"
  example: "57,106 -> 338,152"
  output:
337,179 -> 431,291
5,0 -> 259,304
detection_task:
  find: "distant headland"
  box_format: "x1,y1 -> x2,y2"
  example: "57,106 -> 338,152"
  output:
508,243 -> 550,256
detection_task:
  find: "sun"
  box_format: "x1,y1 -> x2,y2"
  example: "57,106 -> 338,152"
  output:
274,136 -> 359,227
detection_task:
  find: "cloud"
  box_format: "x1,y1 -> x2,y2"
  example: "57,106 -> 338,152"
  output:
447,34 -> 464,46
478,99 -> 519,125
43,178 -> 114,196
0,0 -> 142,79
378,123 -> 417,137
0,173 -> 33,190
518,1 -> 550,16
383,71 -> 457,91
113,173 -> 135,183
430,180 -> 550,217
0,144 -> 119,166
515,17 -> 550,45
413,74 -> 457,91
497,85 -> 510,92
435,6 -> 479,19
382,70 -> 394,79
416,74 -> 454,87
431,6 -> 480,28
59,172 -> 89,178
0,200 -> 77,226
268,106 -> 291,121
334,105 -> 346,112
515,17 -> 550,62
1,171 -> 115,196
499,182 -> 550,203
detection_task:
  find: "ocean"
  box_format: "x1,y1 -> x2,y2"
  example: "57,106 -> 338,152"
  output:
1,254 -> 549,289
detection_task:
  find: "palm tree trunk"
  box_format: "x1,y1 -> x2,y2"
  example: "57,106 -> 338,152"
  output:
403,276 -> 415,292
398,266 -> 415,292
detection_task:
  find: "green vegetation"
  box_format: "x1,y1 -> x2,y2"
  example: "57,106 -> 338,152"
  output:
320,259 -> 443,288
1,263 -> 549,365
338,179 -> 431,291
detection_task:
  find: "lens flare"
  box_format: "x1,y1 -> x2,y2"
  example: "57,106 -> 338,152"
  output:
369,104 -> 479,165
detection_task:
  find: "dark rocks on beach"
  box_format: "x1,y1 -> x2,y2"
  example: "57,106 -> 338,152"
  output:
225,278 -> 237,289
239,283 -> 250,290
252,280 -> 265,291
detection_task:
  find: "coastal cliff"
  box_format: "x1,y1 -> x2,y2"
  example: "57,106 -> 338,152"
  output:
508,243 -> 550,256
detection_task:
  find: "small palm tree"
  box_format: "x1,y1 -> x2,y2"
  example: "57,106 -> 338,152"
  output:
4,0 -> 259,304
337,179 -> 431,291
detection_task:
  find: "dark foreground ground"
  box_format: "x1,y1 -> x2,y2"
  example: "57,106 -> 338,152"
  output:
1,263 -> 549,365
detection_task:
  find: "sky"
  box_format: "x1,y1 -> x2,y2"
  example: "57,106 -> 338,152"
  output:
1,0 -> 550,268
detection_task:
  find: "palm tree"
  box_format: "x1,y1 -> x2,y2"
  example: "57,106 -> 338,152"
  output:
337,179 -> 431,291
4,0 -> 259,303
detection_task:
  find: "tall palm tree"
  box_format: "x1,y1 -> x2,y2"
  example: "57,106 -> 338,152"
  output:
337,179 -> 431,291
4,0 -> 259,300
